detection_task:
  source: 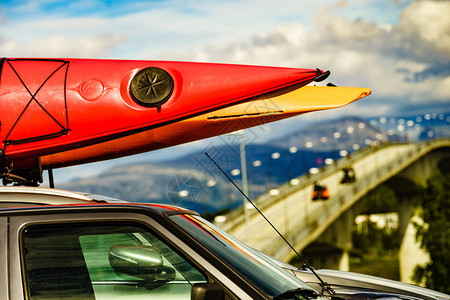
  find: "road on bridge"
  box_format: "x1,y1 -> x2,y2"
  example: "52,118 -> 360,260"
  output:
216,139 -> 449,264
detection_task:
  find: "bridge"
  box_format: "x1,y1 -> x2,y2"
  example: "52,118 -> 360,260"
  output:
215,138 -> 450,283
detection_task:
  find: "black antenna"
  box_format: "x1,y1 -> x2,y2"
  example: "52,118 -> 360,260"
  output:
205,152 -> 334,295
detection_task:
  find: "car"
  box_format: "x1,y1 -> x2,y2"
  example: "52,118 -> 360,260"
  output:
312,182 -> 330,201
254,251 -> 450,300
1,186 -> 449,300
0,186 -> 324,300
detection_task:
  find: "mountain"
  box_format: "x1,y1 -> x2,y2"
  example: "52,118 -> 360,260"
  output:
267,116 -> 385,151
60,113 -> 449,216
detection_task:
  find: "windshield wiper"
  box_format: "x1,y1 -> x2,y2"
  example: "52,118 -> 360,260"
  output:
274,288 -> 319,299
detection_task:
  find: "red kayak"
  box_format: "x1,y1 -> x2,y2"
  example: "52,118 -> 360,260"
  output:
0,58 -> 348,185
0,58 -> 323,161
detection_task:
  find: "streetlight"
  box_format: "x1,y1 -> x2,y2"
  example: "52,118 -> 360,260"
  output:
364,138 -> 373,146
346,126 -> 355,153
375,132 -> 384,143
202,179 -> 217,216
248,160 -> 262,199
228,169 -> 241,210
268,151 -> 280,188
290,178 -> 300,185
206,179 -> 216,187
438,114 -> 445,137
339,150 -> 348,157
287,146 -> 298,181
333,131 -> 341,160
309,167 -> 319,174
317,137 -> 328,167
304,141 -> 314,174
324,158 -> 334,165
397,124 -> 405,142
269,188 -> 280,196
357,122 -> 366,147
252,160 -> 262,167
230,169 -> 241,176
227,130 -> 250,243
238,131 -> 250,244
178,190 -> 189,198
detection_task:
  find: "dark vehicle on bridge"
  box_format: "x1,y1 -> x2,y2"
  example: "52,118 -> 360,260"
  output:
340,167 -> 356,184
2,186 -> 449,300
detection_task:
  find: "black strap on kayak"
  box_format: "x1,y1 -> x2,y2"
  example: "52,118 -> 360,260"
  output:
0,57 -> 5,85
3,59 -> 70,146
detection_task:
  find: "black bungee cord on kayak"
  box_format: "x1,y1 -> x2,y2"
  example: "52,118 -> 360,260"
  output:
3,59 -> 70,146
205,152 -> 335,297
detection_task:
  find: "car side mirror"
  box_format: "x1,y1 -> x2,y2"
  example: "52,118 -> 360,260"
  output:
109,245 -> 175,283
191,283 -> 225,300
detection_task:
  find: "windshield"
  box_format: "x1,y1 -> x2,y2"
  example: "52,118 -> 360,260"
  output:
169,214 -> 319,298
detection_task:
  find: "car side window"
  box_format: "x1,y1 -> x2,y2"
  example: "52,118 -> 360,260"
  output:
22,222 -> 207,300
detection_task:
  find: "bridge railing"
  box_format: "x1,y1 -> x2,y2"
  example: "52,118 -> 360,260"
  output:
265,139 -> 449,260
219,141 -> 404,233
217,138 -> 449,261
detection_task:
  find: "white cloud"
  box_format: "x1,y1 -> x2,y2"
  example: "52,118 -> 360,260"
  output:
434,76 -> 450,100
168,0 -> 449,111
0,33 -> 126,58
1,0 -> 447,110
0,0 -> 336,59
398,0 -> 450,61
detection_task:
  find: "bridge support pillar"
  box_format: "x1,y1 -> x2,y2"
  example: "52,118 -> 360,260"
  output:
301,208 -> 355,271
388,180 -> 425,284
397,195 -> 415,243
338,250 -> 350,272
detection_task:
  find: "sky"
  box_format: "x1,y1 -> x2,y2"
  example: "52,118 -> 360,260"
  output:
1,0 -> 449,183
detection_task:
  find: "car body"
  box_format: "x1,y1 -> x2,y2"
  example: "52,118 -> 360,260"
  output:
258,253 -> 450,300
294,269 -> 450,300
0,186 -> 322,300
1,186 -> 448,300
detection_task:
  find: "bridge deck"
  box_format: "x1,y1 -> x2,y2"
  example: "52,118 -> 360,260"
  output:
216,139 -> 449,262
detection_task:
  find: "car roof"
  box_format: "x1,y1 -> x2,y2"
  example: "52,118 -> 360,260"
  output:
0,186 -> 100,207
0,186 -> 187,214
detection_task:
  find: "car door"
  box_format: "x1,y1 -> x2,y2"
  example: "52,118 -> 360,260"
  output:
8,210 -> 251,300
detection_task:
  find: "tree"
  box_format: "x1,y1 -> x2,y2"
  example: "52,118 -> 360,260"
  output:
359,184 -> 398,214
413,171 -> 450,294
